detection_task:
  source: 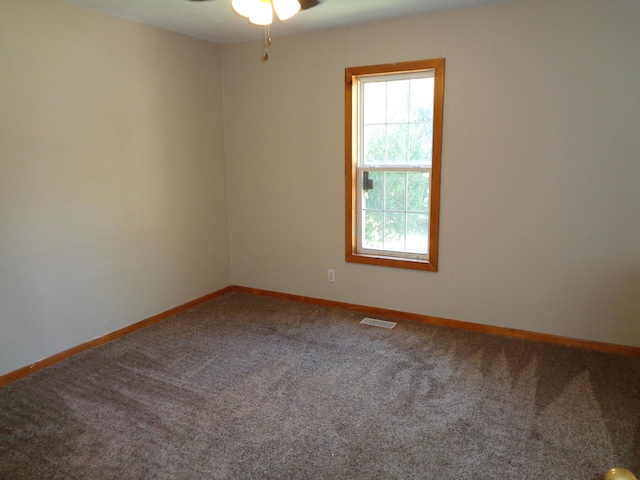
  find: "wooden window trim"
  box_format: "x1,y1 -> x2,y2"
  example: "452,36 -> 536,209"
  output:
345,59 -> 445,272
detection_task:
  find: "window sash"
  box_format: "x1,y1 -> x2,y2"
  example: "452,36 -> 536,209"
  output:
356,167 -> 431,260
358,71 -> 435,169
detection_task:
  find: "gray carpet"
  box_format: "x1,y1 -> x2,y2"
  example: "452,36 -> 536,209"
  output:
1,292 -> 639,479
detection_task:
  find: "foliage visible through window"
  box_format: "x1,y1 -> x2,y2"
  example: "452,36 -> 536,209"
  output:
345,59 -> 444,271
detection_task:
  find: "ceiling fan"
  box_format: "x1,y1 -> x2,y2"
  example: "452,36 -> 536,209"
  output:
299,0 -> 320,9
187,0 -> 321,9
187,0 -> 321,61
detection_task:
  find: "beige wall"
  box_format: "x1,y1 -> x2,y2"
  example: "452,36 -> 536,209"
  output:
0,0 -> 231,375
222,0 -> 640,346
1,0 -> 638,378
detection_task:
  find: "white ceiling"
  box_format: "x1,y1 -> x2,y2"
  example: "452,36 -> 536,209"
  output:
58,0 -> 516,44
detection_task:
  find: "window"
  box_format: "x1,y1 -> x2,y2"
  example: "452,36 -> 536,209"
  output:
345,59 -> 445,271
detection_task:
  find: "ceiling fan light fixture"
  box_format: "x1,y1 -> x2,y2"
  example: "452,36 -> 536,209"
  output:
249,0 -> 274,25
231,0 -> 306,61
231,0 -> 257,18
273,0 -> 301,21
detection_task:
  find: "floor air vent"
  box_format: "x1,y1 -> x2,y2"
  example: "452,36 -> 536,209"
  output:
360,318 -> 396,329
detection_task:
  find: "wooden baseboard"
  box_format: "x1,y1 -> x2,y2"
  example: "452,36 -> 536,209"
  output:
232,285 -> 640,358
3,283 -> 638,388
0,286 -> 233,388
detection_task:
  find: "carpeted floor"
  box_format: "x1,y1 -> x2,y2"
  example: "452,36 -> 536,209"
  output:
1,292 -> 639,479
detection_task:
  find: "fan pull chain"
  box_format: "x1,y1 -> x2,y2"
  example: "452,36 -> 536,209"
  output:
262,25 -> 271,62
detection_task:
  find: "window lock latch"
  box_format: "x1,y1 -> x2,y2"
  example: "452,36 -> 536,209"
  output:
363,172 -> 374,191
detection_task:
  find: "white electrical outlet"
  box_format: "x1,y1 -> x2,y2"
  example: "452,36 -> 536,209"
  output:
327,269 -> 336,283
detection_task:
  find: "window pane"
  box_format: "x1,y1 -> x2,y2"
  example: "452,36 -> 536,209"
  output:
363,210 -> 383,250
363,82 -> 387,124
410,77 -> 434,122
363,124 -> 386,164
387,80 -> 410,123
407,172 -> 430,212
384,212 -> 406,251
363,171 -> 383,210
384,172 -> 406,211
406,213 -> 429,254
387,123 -> 408,164
409,122 -> 432,164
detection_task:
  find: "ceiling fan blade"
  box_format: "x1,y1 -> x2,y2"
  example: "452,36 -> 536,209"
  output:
299,0 -> 320,10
